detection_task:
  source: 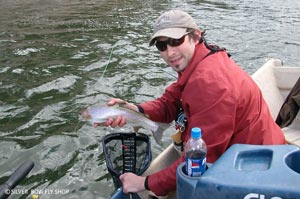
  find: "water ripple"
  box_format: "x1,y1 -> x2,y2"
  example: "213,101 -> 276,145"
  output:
26,75 -> 81,98
0,0 -> 299,198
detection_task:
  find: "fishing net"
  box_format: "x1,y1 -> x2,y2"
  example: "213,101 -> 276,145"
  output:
102,132 -> 152,191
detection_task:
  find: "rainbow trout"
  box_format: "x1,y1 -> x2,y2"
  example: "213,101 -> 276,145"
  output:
81,105 -> 170,143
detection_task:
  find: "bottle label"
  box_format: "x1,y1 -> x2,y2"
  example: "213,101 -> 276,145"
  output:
185,157 -> 206,177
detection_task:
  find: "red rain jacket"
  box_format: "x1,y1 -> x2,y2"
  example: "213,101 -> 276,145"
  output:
140,42 -> 286,196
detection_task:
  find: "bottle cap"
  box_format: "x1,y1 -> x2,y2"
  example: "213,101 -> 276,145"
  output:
191,127 -> 202,139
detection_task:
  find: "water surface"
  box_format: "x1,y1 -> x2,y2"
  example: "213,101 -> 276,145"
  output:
0,0 -> 299,198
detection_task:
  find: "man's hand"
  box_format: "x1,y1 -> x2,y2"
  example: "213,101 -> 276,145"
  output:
119,173 -> 146,194
93,98 -> 138,128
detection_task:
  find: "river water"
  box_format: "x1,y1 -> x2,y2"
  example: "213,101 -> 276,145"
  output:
0,0 -> 299,198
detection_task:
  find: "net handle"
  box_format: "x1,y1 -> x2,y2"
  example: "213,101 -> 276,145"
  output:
110,187 -> 141,199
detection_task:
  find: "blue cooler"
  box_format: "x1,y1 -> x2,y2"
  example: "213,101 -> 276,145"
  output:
177,144 -> 300,199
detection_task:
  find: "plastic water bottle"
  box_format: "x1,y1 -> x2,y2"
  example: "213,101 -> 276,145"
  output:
185,127 -> 207,177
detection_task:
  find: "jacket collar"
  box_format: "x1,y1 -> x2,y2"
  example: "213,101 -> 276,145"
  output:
177,42 -> 211,86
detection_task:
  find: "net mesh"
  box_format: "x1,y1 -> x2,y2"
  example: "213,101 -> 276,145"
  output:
102,133 -> 152,189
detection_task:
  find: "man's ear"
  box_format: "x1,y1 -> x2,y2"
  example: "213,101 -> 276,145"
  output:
193,29 -> 202,44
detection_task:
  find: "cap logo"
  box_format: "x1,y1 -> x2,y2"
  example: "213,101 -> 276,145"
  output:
155,15 -> 172,30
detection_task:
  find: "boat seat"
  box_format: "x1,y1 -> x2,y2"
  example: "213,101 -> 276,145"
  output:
282,110 -> 300,146
251,59 -> 284,120
274,65 -> 300,99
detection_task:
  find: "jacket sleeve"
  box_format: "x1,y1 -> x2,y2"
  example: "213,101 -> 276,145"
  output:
139,83 -> 185,196
140,82 -> 182,123
147,155 -> 185,196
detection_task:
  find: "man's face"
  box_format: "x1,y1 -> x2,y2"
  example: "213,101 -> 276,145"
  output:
157,34 -> 198,73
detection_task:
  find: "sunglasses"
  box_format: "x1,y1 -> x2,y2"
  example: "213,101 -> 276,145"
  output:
155,32 -> 190,52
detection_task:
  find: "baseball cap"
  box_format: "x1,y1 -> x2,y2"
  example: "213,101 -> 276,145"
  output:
149,10 -> 199,46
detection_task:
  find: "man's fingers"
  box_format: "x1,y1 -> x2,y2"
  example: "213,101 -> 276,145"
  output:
107,98 -> 126,106
119,116 -> 126,127
103,118 -> 114,126
111,116 -> 123,128
93,116 -> 126,128
93,123 -> 100,128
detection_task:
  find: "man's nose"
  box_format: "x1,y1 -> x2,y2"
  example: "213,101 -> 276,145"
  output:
166,45 -> 176,56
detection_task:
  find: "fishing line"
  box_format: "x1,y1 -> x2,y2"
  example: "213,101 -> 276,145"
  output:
74,44 -> 115,133
101,44 -> 115,79
73,119 -> 82,134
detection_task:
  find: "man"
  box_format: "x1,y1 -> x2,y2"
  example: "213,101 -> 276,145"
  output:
102,10 -> 286,197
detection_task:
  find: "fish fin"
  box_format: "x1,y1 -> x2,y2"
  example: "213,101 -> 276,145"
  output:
133,126 -> 142,133
152,123 -> 170,144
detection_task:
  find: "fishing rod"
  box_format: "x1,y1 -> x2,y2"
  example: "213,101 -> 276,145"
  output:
0,160 -> 34,199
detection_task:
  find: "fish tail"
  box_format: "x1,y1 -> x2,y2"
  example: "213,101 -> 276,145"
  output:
152,123 -> 170,144
81,109 -> 91,119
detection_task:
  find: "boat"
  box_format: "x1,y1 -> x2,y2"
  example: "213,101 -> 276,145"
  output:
251,58 -> 300,146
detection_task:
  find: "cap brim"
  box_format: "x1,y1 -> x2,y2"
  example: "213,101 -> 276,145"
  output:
149,28 -> 187,46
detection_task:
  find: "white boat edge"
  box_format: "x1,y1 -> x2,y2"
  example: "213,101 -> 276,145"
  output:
252,58 -> 300,146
